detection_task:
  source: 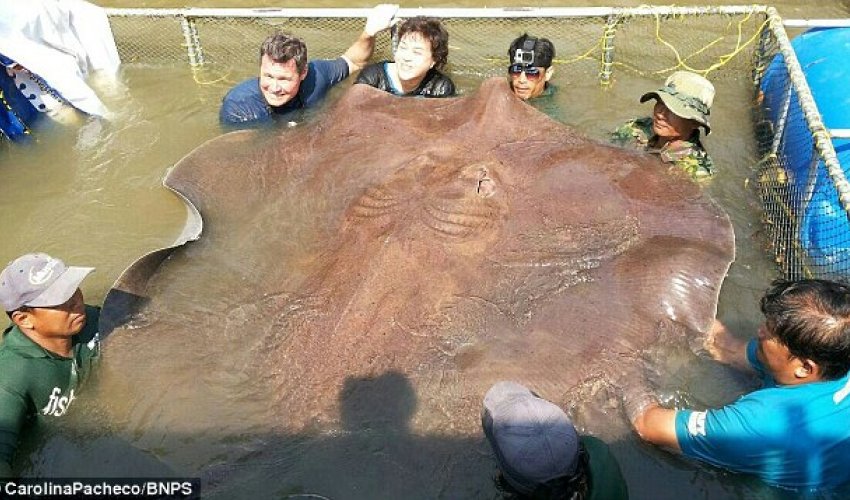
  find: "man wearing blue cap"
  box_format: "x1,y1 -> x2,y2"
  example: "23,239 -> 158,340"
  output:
482,381 -> 628,499
0,253 -> 100,477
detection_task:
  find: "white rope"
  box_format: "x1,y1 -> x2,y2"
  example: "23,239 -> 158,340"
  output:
104,5 -> 768,19
783,19 -> 850,28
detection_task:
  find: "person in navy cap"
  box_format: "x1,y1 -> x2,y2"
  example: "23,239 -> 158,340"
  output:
482,381 -> 628,499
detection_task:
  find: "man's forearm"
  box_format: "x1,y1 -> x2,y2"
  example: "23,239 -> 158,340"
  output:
705,319 -> 752,372
632,403 -> 681,452
342,31 -> 376,73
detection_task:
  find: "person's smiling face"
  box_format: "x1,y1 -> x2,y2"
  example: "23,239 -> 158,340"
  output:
394,33 -> 434,83
259,55 -> 307,107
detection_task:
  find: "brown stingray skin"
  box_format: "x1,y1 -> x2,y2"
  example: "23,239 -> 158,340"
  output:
102,78 -> 735,437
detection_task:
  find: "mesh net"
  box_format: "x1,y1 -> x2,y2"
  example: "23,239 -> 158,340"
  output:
105,7 -> 849,281
106,9 -> 768,79
753,18 -> 850,281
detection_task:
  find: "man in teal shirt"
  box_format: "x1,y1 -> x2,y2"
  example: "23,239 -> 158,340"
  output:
624,279 -> 850,490
0,253 -> 100,477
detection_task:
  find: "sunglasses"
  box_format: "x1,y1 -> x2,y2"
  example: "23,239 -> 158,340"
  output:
508,63 -> 542,80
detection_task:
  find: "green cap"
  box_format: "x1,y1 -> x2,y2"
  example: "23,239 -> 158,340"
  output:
640,71 -> 715,135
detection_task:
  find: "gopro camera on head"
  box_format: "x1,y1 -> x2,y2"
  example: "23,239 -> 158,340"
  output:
513,38 -> 537,66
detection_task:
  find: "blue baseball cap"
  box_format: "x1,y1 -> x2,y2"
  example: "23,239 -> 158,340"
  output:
482,381 -> 579,495
0,253 -> 94,311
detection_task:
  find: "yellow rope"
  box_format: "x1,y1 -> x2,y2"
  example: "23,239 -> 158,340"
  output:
483,8 -> 769,83
191,67 -> 231,86
557,38 -> 604,66
606,9 -> 769,77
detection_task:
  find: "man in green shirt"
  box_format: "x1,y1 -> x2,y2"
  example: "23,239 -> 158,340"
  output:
482,381 -> 629,499
0,253 -> 100,477
610,71 -> 715,180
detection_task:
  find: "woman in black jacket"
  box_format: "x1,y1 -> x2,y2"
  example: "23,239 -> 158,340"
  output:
355,16 -> 455,98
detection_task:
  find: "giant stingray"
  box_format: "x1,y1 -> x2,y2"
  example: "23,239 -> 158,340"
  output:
97,78 -> 735,495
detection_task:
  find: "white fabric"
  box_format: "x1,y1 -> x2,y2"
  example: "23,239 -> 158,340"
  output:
8,67 -> 55,113
0,0 -> 120,117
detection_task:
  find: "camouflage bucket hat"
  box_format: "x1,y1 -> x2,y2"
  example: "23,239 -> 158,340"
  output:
640,71 -> 715,135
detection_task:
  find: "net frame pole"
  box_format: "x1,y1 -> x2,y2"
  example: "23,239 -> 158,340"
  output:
800,145 -> 824,275
751,19 -> 773,94
766,7 -> 850,222
105,5 -> 768,19
771,80 -> 793,157
180,16 -> 205,67
783,19 -> 850,28
599,14 -> 622,86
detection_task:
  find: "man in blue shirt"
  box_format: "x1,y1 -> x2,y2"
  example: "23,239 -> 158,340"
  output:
220,4 -> 398,127
623,279 -> 850,490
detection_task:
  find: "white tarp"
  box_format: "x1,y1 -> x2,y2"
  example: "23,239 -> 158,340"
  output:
0,0 -> 121,117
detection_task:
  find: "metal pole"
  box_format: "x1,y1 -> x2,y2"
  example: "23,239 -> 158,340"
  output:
783,19 -> 850,28
599,14 -> 622,86
105,5 -> 767,20
766,7 -> 850,220
770,77 -> 793,157
751,12 -> 773,94
180,16 -> 205,67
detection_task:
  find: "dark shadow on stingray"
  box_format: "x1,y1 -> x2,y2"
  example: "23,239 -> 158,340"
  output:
16,372 -> 838,499
197,371 -> 501,499
186,371 -> 775,500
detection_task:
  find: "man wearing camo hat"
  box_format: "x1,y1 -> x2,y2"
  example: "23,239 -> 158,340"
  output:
481,381 -> 628,499
611,71 -> 715,180
0,253 -> 100,477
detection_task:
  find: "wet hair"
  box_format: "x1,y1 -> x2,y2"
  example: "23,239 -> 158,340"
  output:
760,279 -> 850,380
508,34 -> 555,68
396,17 -> 450,70
259,32 -> 308,74
495,443 -> 591,500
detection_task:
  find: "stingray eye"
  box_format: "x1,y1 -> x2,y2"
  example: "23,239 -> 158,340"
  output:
477,177 -> 496,198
